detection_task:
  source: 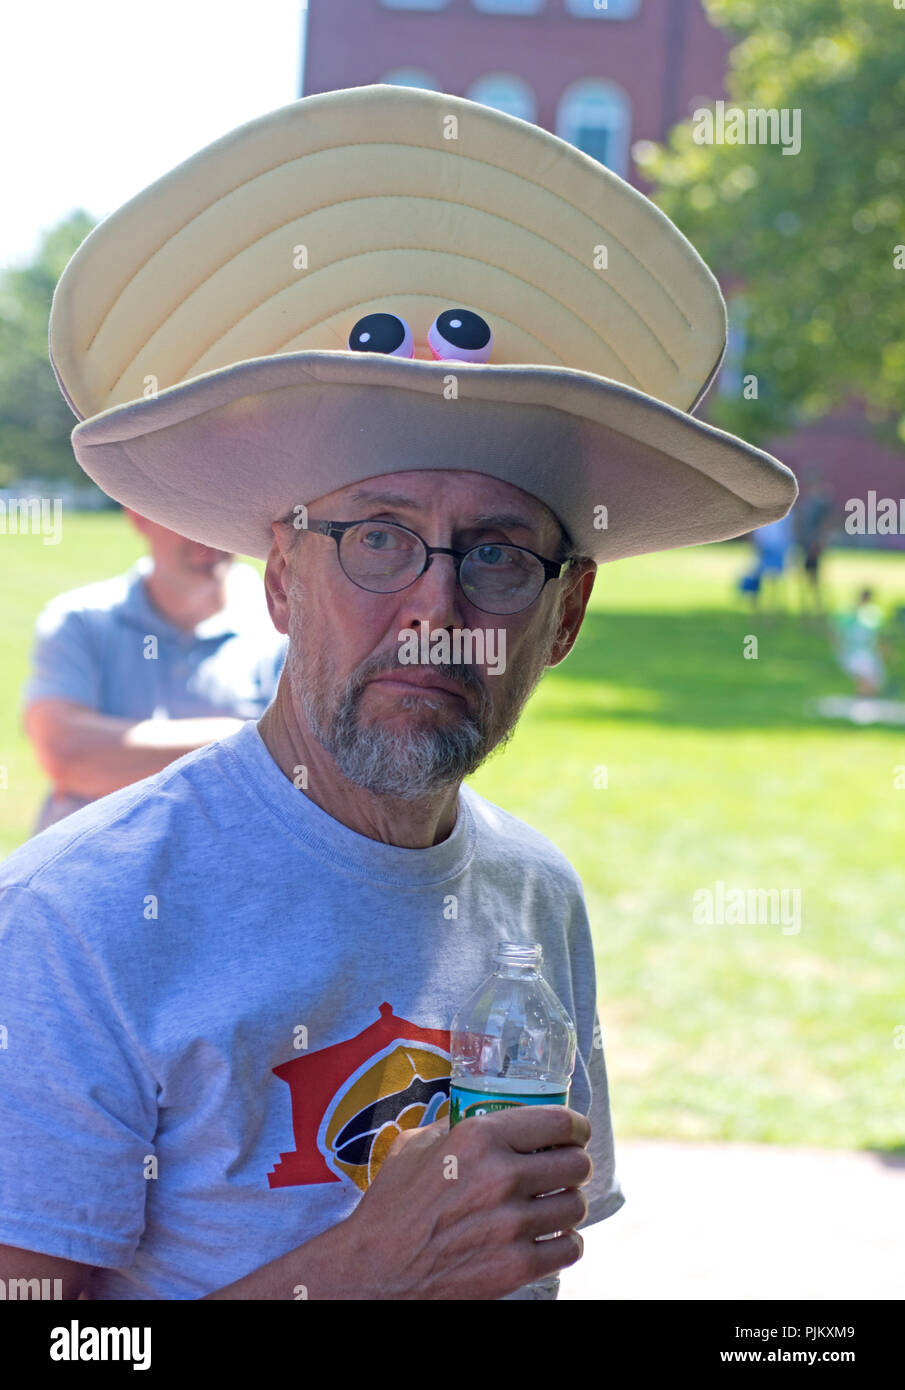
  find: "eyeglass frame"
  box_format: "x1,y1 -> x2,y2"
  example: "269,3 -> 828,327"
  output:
297,517 -> 569,614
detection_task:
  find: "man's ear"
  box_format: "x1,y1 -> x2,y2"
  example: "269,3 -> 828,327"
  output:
263,528 -> 294,636
547,560 -> 597,668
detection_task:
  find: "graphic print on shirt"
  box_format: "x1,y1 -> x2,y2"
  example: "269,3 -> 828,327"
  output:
267,1002 -> 451,1191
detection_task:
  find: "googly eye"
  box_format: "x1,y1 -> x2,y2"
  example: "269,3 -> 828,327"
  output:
348,313 -> 414,357
427,308 -> 493,363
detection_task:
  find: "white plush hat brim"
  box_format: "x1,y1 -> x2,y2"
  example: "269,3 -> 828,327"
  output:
70,351 -> 798,563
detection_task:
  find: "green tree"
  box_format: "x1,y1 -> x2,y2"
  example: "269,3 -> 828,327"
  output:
0,211 -> 97,486
636,0 -> 905,447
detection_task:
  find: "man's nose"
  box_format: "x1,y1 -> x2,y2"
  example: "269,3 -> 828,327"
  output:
400,551 -> 468,636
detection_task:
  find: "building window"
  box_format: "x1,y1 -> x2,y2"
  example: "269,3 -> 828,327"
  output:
556,79 -> 631,177
465,74 -> 538,123
380,0 -> 452,10
471,0 -> 545,13
565,0 -> 640,17
380,68 -> 441,90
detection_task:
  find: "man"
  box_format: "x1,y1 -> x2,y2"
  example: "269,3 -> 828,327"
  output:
793,470 -> 835,614
23,508 -> 288,833
0,84 -> 796,1300
0,470 -> 610,1302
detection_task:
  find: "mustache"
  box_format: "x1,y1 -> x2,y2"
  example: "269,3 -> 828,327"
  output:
354,653 -> 488,702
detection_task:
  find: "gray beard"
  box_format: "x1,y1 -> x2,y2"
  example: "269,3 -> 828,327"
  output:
285,571 -> 559,802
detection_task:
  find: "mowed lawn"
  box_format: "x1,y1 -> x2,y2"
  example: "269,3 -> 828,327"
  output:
2,513 -> 904,1150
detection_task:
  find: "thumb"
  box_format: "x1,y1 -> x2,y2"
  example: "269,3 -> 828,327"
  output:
386,1111 -> 449,1155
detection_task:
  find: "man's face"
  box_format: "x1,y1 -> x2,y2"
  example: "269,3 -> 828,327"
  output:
268,470 -> 593,801
125,510 -> 233,578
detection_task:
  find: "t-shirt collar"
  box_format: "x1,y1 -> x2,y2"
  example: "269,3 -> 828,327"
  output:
223,719 -> 478,887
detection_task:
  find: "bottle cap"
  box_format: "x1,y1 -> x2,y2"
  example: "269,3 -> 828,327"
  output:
494,941 -> 542,965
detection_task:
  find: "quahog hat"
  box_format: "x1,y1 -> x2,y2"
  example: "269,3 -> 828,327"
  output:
49,83 -> 797,562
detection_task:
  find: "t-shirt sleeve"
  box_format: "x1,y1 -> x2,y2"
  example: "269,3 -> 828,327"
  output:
0,884 -> 156,1267
578,1005 -> 626,1229
21,604 -> 103,710
558,869 -> 625,1230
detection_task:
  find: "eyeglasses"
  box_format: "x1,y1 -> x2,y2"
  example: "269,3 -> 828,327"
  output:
301,519 -> 567,615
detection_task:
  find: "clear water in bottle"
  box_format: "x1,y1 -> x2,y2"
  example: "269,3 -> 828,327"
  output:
449,941 -> 579,1299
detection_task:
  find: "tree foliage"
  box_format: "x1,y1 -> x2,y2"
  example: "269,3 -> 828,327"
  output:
0,212 -> 96,485
636,0 -> 905,446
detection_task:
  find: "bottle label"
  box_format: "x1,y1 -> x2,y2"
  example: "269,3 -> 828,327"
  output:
449,1083 -> 567,1126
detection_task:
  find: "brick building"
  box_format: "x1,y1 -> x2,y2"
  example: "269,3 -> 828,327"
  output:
301,0 -> 729,191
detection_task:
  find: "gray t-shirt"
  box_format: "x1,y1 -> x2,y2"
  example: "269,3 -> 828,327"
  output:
0,720 -> 624,1300
21,556 -> 288,831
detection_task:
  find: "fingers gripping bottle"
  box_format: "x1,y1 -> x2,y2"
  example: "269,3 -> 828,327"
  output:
449,941 -> 577,1122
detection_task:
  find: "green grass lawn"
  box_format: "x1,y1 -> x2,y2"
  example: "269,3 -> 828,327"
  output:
2,514 -> 904,1151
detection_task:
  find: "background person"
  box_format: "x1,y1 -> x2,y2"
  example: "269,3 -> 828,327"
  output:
22,508 -> 288,832
737,512 -> 795,610
794,469 -> 835,615
830,587 -> 888,698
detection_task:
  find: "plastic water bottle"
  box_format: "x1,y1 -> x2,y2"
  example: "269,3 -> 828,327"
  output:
449,941 -> 578,1299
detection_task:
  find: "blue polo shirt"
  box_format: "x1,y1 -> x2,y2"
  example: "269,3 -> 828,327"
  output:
22,556 -> 287,831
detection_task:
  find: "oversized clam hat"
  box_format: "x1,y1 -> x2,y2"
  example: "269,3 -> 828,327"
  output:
48,82 -> 797,562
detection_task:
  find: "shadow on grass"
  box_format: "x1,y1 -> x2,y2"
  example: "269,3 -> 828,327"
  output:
545,608 -> 905,731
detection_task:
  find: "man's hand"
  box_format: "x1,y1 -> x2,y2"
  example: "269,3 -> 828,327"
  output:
338,1104 -> 593,1300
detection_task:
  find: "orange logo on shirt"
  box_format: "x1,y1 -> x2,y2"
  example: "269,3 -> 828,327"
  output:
267,1003 -> 450,1190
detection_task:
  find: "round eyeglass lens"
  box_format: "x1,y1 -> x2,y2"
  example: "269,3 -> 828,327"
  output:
340,523 -> 423,589
460,543 -> 544,613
